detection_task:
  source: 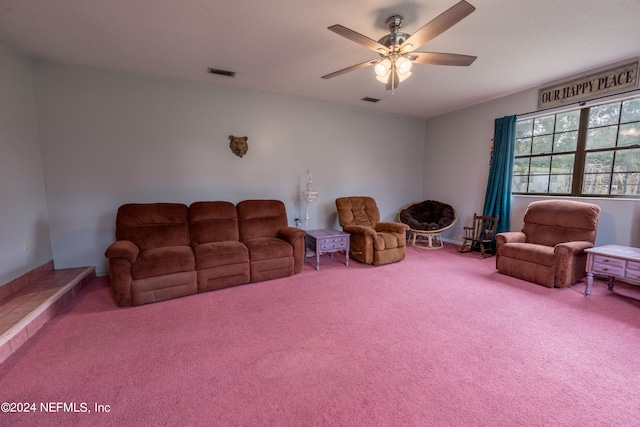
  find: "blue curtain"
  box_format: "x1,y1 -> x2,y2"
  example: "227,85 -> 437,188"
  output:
482,115 -> 516,234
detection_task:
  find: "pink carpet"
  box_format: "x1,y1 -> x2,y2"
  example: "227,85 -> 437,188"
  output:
1,244 -> 639,426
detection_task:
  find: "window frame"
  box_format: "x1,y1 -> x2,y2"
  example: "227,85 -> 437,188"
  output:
513,94 -> 640,198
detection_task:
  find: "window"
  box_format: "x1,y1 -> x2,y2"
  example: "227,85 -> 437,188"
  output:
514,95 -> 640,197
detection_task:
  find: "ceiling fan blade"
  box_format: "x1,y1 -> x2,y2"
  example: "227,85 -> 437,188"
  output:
321,58 -> 380,79
328,24 -> 390,54
409,52 -> 477,66
400,0 -> 476,52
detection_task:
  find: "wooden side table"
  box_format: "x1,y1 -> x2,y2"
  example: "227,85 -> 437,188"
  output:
304,229 -> 350,271
584,244 -> 640,296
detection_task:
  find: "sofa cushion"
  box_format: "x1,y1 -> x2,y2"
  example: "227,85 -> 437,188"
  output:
498,242 -> 556,267
237,200 -> 288,240
522,200 -> 600,246
189,201 -> 239,244
132,246 -> 195,279
194,241 -> 249,269
116,203 -> 190,250
336,197 -> 380,228
244,237 -> 293,261
374,232 -> 400,251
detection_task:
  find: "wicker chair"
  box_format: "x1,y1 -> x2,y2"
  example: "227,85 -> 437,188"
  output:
397,200 -> 457,249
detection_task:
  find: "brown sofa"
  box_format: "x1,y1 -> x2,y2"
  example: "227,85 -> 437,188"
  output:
495,199 -> 600,288
105,200 -> 306,306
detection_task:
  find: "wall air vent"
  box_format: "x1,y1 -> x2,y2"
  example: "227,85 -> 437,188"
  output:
208,67 -> 236,77
361,97 -> 381,103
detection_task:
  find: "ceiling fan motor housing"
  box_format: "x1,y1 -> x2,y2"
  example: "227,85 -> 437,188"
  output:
378,15 -> 410,51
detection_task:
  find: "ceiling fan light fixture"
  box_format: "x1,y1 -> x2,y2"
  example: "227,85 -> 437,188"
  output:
375,74 -> 389,84
374,59 -> 391,77
398,70 -> 412,82
397,57 -> 413,75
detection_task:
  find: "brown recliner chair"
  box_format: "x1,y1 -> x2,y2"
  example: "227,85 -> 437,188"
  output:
495,199 -> 600,288
335,196 -> 409,265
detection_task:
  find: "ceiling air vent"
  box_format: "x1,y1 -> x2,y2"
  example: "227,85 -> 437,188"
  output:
208,67 -> 236,77
361,97 -> 381,103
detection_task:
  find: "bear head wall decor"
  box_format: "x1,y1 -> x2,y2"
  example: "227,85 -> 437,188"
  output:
229,135 -> 248,158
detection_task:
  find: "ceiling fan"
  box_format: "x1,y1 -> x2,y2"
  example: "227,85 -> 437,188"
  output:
321,0 -> 477,91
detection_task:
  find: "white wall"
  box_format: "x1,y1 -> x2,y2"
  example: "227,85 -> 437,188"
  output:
424,87 -> 640,247
31,61 -> 425,276
0,46 -> 52,285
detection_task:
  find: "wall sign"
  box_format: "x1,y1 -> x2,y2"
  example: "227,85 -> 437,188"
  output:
537,61 -> 639,109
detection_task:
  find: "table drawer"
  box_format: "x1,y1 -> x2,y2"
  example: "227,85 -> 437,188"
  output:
625,260 -> 640,272
592,255 -> 626,268
625,268 -> 640,281
319,237 -> 348,250
592,262 -> 624,277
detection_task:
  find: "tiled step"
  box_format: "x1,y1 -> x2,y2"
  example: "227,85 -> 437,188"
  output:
0,266 -> 96,364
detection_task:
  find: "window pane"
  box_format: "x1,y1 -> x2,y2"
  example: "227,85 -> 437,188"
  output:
554,131 -> 578,152
618,123 -> 640,147
516,119 -> 533,138
555,110 -> 580,132
530,155 -> 551,175
532,135 -> 553,154
528,174 -> 549,193
515,138 -> 532,155
551,154 -> 574,174
586,126 -> 618,149
611,173 -> 640,195
513,157 -> 530,174
613,148 -> 640,173
512,175 -> 528,193
582,174 -> 611,195
585,151 -> 614,171
588,102 -> 620,127
533,116 -> 555,136
549,175 -> 572,193
621,98 -> 640,123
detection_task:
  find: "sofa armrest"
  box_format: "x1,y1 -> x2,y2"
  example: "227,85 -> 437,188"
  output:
554,241 -> 595,287
554,241 -> 594,255
376,222 -> 409,234
104,240 -> 138,307
278,227 -> 307,275
344,225 -> 377,239
278,226 -> 306,244
495,231 -> 526,245
105,240 -> 140,263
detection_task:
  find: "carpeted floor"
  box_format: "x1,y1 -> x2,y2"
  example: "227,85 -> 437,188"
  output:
1,244 -> 639,426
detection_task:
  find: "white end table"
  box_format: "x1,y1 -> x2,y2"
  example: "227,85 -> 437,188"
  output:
584,245 -> 640,296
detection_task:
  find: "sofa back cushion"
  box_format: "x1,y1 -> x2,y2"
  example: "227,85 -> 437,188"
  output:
236,200 -> 287,241
336,196 -> 380,228
116,203 -> 190,250
522,200 -> 600,247
189,201 -> 239,245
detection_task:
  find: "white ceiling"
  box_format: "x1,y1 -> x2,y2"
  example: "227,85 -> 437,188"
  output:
1,0 -> 639,119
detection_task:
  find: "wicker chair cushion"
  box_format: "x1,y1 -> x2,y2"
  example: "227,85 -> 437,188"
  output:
400,200 -> 456,231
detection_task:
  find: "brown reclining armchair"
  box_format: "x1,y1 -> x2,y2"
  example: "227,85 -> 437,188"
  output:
336,196 -> 409,266
496,199 -> 600,288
